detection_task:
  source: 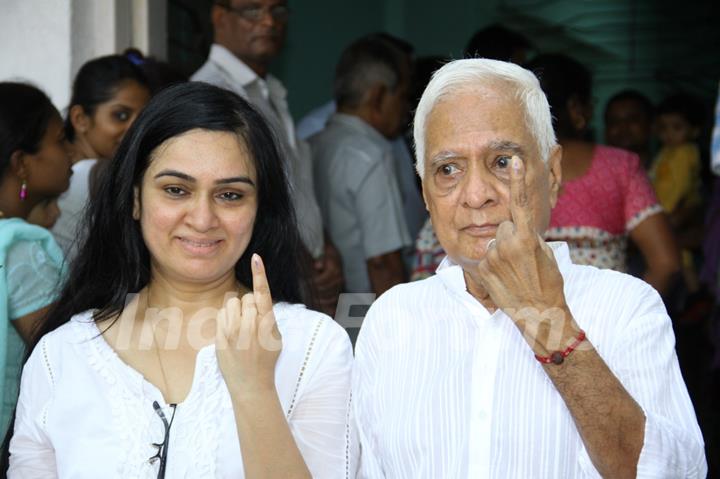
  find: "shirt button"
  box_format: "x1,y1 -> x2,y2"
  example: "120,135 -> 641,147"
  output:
477,410 -> 488,420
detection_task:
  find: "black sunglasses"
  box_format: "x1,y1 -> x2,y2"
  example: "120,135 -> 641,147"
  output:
149,401 -> 177,479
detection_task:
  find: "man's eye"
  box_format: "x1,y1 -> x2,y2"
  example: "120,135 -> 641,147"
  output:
495,156 -> 511,169
439,164 -> 459,176
114,111 -> 130,122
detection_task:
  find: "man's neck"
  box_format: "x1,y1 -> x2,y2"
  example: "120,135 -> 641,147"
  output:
336,105 -> 385,138
215,42 -> 269,78
244,59 -> 268,78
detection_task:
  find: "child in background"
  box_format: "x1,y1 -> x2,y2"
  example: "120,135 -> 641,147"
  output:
651,93 -> 705,292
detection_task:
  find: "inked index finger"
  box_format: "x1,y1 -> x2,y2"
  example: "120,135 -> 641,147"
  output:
509,155 -> 535,236
251,253 -> 274,318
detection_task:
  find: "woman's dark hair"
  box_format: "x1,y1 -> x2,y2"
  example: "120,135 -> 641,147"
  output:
37,81 -> 304,340
65,54 -> 149,141
525,53 -> 593,139
0,82 -> 58,177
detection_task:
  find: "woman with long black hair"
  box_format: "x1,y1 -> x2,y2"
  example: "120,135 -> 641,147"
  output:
6,82 -> 352,478
51,54 -> 151,263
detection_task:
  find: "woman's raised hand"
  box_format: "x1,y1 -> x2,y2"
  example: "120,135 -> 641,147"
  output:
216,253 -> 282,395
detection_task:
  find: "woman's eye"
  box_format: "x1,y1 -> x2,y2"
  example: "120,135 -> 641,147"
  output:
219,191 -> 243,201
164,186 -> 186,197
114,111 -> 130,122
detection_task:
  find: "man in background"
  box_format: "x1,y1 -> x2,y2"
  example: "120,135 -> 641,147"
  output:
192,0 -> 343,314
310,35 -> 412,295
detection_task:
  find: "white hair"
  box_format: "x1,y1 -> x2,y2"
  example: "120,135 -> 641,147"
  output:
413,58 -> 557,178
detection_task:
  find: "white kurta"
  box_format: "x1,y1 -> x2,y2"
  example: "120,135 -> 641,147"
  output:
352,242 -> 706,478
9,303 -> 353,478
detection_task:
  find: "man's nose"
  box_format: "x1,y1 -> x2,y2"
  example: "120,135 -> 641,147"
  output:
460,167 -> 499,209
258,9 -> 278,27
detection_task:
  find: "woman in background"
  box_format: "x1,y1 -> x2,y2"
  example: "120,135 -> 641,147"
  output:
527,54 -> 681,300
0,82 -> 72,436
52,54 -> 151,262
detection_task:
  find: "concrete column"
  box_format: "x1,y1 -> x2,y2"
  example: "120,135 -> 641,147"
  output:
0,0 -> 166,111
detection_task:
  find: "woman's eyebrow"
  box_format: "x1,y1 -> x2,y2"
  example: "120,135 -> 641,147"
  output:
153,169 -> 255,187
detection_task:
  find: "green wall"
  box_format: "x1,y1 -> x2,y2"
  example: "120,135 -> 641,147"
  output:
169,0 -> 720,138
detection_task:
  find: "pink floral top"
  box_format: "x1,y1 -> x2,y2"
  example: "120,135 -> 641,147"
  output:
545,145 -> 662,271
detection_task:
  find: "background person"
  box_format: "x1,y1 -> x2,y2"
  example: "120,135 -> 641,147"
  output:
310,35 -> 412,296
0,82 -> 72,436
604,89 -> 656,170
51,54 -> 151,263
527,53 -> 682,299
6,82 -> 353,477
192,0 -> 343,315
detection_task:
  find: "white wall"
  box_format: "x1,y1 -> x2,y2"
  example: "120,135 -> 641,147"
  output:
0,1 -> 73,109
0,0 -> 166,112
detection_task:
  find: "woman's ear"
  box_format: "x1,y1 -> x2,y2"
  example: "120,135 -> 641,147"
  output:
69,104 -> 90,135
9,150 -> 28,179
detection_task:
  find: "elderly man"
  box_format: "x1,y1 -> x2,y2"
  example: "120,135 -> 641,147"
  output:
192,0 -> 342,313
351,59 -> 706,478
310,35 -> 412,295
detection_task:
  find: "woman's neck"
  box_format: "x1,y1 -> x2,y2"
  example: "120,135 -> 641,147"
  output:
69,137 -> 100,163
144,270 -> 248,321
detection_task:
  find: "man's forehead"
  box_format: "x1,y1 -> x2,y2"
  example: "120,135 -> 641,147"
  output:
423,85 -> 540,160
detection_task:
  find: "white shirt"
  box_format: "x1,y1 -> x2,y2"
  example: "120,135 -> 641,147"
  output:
192,44 -> 325,258
9,303 -> 353,478
298,100 -> 427,257
352,242 -> 706,478
50,159 -> 97,263
310,114 -> 411,293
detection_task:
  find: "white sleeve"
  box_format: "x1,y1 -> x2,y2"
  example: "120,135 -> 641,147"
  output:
351,306 -> 386,479
577,286 -> 707,478
288,320 -> 355,479
8,337 -> 58,478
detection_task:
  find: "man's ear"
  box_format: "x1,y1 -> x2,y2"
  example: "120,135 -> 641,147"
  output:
132,186 -> 141,220
547,144 -> 563,208
211,4 -> 226,30
69,104 -> 90,136
367,84 -> 387,113
566,95 -> 589,132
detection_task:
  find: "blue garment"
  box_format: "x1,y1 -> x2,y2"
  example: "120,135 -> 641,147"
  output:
1,218 -> 65,435
712,81 -> 720,176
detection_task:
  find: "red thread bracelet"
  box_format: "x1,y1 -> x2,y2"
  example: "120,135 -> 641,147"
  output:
535,330 -> 586,365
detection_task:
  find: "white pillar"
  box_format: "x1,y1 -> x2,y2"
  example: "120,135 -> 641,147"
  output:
0,0 -> 167,111
0,0 -> 73,109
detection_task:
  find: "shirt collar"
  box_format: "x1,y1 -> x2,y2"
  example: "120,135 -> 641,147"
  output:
436,241 -> 573,295
208,44 -> 287,100
329,113 -> 391,146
